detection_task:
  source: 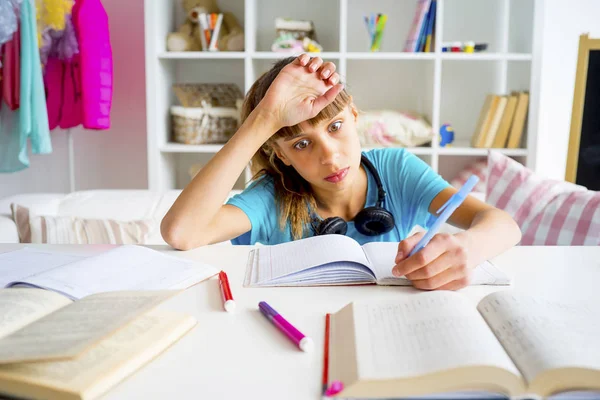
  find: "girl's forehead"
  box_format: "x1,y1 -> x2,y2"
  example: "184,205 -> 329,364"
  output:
298,107 -> 349,130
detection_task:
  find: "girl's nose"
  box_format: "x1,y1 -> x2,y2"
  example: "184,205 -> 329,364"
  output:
319,138 -> 339,165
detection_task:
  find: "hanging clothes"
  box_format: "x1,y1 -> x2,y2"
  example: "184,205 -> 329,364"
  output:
44,0 -> 112,130
44,11 -> 82,130
0,0 -> 52,173
35,0 -> 73,48
1,24 -> 21,111
40,12 -> 78,65
73,0 -> 113,129
0,0 -> 23,46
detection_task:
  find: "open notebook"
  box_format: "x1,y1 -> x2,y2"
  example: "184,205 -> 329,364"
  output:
243,235 -> 510,287
327,290 -> 600,399
0,245 -> 219,300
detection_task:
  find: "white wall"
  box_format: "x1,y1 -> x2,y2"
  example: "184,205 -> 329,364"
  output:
534,0 -> 600,180
0,0 -> 148,197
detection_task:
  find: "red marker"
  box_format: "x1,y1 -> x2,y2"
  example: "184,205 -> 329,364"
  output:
218,271 -> 235,312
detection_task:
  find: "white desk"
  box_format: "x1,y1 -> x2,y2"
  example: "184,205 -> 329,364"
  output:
2,244 -> 600,399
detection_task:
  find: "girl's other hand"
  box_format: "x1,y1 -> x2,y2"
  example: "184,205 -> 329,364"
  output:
257,54 -> 344,129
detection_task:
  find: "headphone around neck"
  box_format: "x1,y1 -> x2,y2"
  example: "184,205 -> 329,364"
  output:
311,155 -> 395,237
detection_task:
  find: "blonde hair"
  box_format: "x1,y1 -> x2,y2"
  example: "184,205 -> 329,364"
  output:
241,57 -> 352,240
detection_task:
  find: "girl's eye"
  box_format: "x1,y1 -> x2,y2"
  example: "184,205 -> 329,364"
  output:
330,121 -> 342,132
293,139 -> 310,150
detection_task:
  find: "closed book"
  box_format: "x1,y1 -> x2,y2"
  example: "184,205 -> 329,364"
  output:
492,94 -> 518,148
507,91 -> 530,148
483,95 -> 508,148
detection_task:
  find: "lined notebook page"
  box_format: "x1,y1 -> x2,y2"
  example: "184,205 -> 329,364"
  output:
255,235 -> 371,284
352,292 -> 521,380
478,291 -> 600,384
361,242 -> 511,286
7,246 -> 218,300
0,248 -> 88,288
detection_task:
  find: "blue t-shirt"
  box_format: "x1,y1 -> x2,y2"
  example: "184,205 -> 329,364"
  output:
226,148 -> 450,245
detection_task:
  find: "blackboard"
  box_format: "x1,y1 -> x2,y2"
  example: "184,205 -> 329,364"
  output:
576,49 -> 600,189
567,35 -> 600,190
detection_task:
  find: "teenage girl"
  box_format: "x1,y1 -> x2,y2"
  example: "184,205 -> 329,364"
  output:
161,54 -> 522,291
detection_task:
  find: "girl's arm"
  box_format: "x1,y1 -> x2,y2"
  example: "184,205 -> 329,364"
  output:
161,110 -> 279,250
393,187 -> 522,290
161,55 -> 343,250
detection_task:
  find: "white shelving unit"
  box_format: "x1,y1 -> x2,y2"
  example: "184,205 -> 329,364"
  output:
145,0 -> 541,191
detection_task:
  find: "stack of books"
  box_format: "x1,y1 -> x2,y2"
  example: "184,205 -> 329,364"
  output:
470,91 -> 530,149
403,0 -> 437,52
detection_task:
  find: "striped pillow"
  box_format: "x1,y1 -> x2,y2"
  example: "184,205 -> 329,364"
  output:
450,158 -> 487,192
10,203 -> 153,244
486,151 -> 600,245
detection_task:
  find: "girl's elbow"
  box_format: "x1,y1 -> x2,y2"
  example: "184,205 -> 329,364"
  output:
160,217 -> 202,251
512,218 -> 523,245
501,209 -> 522,245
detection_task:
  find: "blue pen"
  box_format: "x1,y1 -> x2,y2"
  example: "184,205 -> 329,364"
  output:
408,175 -> 480,257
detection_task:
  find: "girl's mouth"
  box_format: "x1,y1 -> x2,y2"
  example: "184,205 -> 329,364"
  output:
324,167 -> 349,183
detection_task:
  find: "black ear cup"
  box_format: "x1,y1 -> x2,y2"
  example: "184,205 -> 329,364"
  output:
354,207 -> 395,236
313,217 -> 348,236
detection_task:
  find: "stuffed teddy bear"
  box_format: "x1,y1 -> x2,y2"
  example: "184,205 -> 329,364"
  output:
166,0 -> 244,52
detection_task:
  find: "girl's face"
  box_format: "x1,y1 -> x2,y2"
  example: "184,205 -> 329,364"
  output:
273,105 -> 362,196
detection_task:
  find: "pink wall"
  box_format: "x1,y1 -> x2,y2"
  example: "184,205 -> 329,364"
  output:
0,0 -> 148,197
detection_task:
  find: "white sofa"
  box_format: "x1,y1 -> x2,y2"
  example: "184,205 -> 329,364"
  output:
0,189 -> 477,244
0,190 -> 189,245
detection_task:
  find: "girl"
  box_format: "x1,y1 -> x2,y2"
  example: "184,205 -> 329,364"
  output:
161,54 -> 522,291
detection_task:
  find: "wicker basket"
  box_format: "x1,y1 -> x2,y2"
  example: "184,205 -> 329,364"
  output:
171,83 -> 244,144
171,102 -> 242,144
172,83 -> 243,108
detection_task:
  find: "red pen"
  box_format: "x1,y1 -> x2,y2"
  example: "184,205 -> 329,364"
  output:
218,271 -> 235,312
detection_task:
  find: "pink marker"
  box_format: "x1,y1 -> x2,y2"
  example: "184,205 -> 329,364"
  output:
258,301 -> 313,352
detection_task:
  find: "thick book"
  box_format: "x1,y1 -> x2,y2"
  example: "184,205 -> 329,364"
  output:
0,288 -> 196,400
0,245 -> 218,300
0,288 -> 179,364
243,235 -> 510,287
327,290 -> 600,399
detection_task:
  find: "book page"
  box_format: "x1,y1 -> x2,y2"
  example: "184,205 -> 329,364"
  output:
0,310 -> 196,400
252,235 -> 374,286
362,242 -> 512,286
0,248 -> 88,288
351,292 -> 521,380
0,290 -> 177,364
477,291 -> 600,384
0,289 -> 72,339
7,245 -> 218,300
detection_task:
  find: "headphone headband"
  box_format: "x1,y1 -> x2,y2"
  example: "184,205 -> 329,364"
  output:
360,155 -> 386,208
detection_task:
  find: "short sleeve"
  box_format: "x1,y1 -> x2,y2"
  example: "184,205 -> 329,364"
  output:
369,148 -> 450,231
225,176 -> 278,245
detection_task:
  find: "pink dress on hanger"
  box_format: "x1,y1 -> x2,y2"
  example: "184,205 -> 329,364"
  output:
45,0 -> 113,130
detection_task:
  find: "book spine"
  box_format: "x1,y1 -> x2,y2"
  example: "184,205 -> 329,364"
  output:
403,0 -> 432,52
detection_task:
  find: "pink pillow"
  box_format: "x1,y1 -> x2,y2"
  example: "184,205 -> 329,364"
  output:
450,158 -> 487,192
486,151 -> 600,245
